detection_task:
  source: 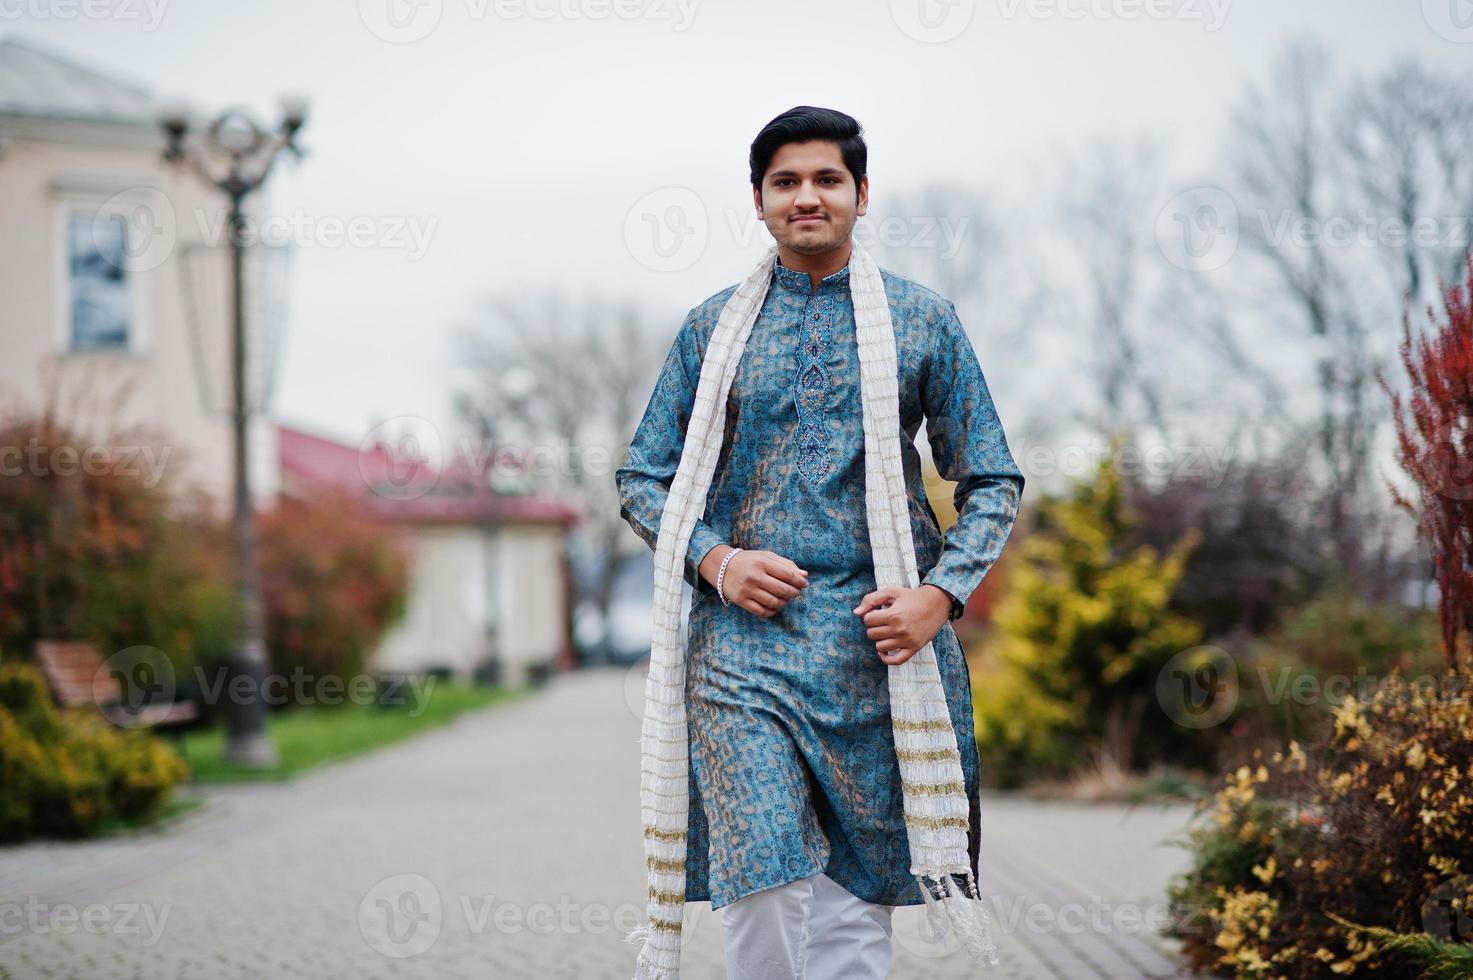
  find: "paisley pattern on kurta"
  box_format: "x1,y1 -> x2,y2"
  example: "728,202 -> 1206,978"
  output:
615,255 -> 1024,910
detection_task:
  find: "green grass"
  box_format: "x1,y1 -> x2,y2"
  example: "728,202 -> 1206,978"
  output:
1125,766 -> 1215,805
177,680 -> 531,783
93,793 -> 210,838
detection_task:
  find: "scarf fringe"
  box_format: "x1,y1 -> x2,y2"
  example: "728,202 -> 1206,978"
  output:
917,868 -> 1002,967
625,925 -> 680,980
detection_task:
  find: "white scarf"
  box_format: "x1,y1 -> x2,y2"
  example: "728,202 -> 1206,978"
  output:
624,239 -> 1000,978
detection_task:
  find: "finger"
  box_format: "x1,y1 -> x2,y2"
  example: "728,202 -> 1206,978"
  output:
774,564 -> 808,590
758,574 -> 803,601
862,608 -> 893,626
879,649 -> 914,665
853,588 -> 898,616
743,598 -> 775,618
748,586 -> 785,611
866,626 -> 896,641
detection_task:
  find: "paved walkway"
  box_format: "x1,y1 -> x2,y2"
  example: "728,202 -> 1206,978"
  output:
0,667 -> 1200,979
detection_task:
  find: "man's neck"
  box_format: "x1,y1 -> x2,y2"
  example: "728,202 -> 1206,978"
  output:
777,238 -> 853,292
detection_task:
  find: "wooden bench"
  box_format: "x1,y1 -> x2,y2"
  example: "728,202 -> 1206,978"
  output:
34,641 -> 199,772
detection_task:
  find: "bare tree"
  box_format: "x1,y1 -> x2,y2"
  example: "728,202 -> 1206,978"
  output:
1206,40 -> 1473,587
452,288 -> 673,648
1052,135 -> 1175,444
1337,57 -> 1473,316
865,181 -> 1060,479
1228,41 -> 1380,572
864,180 -> 1000,318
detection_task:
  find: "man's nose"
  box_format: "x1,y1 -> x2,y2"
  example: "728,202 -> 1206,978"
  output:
794,180 -> 821,208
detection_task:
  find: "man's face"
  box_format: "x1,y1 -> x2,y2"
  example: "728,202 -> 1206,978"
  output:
753,140 -> 868,255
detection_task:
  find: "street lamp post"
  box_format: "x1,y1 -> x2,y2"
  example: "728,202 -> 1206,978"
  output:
159,99 -> 307,767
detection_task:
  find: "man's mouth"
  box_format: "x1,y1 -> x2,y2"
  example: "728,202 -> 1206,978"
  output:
792,215 -> 825,223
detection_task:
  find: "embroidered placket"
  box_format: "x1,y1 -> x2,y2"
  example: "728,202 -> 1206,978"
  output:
796,294 -> 831,483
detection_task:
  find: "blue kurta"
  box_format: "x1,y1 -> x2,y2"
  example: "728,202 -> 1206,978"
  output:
615,255 -> 1024,911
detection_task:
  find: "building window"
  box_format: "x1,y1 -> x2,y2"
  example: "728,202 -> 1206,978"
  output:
66,212 -> 132,352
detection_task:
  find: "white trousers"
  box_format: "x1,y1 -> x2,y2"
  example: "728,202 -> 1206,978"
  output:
718,871 -> 895,980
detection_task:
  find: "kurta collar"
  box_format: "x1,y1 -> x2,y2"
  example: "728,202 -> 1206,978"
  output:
773,254 -> 852,296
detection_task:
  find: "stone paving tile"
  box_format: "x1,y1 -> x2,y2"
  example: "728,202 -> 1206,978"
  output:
0,667 -> 1198,979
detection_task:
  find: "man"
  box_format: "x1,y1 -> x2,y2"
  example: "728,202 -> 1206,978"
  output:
615,105 -> 1024,979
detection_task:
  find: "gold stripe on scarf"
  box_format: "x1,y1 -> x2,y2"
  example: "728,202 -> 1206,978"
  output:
897,747 -> 962,763
643,825 -> 688,842
649,915 -> 685,933
893,718 -> 954,733
902,779 -> 967,796
905,813 -> 971,831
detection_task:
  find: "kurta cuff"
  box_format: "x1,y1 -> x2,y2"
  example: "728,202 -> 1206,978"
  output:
686,523 -> 724,596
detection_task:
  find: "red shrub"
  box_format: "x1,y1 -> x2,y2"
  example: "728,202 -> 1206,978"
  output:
257,491 -> 410,684
1381,252 -> 1473,665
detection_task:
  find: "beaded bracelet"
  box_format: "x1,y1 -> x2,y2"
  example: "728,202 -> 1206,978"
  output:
716,547 -> 743,607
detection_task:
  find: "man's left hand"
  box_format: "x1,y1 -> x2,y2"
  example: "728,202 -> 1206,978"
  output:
853,585 -> 953,666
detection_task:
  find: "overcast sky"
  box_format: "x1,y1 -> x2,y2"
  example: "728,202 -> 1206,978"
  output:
8,1 -> 1470,449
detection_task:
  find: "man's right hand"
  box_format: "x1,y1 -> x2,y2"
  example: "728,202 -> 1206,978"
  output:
699,546 -> 808,618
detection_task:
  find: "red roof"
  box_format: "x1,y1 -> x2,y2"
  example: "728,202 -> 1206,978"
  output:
277,424 -> 579,527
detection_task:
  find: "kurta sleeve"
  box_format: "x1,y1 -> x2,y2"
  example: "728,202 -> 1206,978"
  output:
917,300 -> 1025,618
614,310 -> 726,597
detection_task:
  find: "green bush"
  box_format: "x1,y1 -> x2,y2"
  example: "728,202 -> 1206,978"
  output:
971,455 -> 1204,787
0,661 -> 190,842
1167,656 -> 1473,978
1212,590 -> 1446,772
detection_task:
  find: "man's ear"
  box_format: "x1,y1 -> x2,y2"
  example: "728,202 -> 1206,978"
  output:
856,175 -> 869,217
752,184 -> 764,218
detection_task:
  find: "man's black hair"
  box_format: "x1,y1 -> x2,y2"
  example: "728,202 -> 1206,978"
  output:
749,106 -> 867,198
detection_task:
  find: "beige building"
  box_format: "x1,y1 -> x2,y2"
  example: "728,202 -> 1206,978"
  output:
278,424 -> 578,686
0,36 -> 579,685
0,35 -> 279,507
